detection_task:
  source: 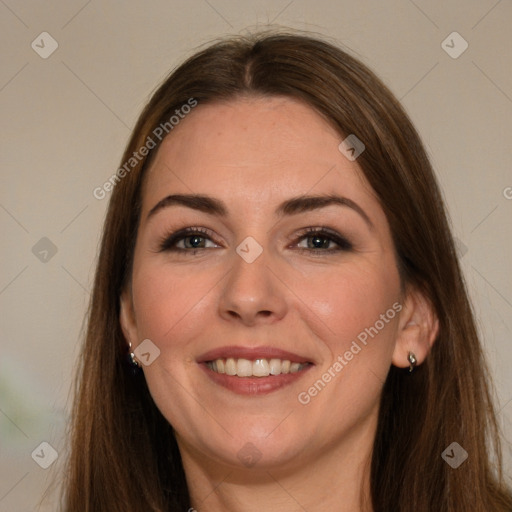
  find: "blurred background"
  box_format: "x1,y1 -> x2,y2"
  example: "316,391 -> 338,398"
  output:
1,0 -> 511,509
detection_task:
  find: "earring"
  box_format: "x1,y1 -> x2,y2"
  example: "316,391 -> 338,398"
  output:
407,351 -> 417,373
127,342 -> 142,375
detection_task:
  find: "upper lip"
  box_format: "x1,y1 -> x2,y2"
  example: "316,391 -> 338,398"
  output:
197,345 -> 314,364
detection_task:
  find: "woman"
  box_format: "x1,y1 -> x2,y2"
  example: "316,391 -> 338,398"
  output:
62,31 -> 512,511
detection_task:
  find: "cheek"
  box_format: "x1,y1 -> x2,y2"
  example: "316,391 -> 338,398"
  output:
294,268 -> 400,435
130,259 -> 218,343
301,258 -> 401,350
129,263 -> 218,431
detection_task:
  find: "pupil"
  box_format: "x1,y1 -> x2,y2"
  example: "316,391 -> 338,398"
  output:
188,236 -> 203,248
310,236 -> 327,248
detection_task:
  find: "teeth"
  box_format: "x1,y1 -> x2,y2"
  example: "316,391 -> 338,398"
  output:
216,359 -> 225,374
290,362 -> 301,373
206,358 -> 309,377
236,358 -> 253,377
253,359 -> 270,377
225,357 -> 237,376
269,358 -> 281,375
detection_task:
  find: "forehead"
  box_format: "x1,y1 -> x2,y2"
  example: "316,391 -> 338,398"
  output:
142,96 -> 377,216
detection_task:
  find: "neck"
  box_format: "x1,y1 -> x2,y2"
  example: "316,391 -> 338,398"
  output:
179,414 -> 376,512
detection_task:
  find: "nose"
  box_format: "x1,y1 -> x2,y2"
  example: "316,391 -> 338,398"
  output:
218,246 -> 288,326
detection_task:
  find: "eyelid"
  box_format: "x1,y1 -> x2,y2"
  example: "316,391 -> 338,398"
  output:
156,225 -> 353,254
291,226 -> 353,252
156,226 -> 221,252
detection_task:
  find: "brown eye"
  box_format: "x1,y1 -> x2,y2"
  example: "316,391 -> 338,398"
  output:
295,227 -> 353,253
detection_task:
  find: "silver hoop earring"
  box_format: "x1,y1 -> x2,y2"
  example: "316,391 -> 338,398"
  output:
408,351 -> 417,373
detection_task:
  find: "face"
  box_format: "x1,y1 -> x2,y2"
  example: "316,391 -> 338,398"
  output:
121,96 -> 404,472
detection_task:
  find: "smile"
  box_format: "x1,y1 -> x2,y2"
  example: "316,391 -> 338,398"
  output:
205,357 -> 311,377
197,345 -> 315,395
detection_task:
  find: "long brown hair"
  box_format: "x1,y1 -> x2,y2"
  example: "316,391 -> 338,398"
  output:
62,30 -> 512,511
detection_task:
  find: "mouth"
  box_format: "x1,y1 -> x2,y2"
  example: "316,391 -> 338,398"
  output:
205,357 -> 311,377
197,346 -> 314,395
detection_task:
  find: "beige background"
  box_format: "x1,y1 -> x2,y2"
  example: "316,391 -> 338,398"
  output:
1,0 -> 511,509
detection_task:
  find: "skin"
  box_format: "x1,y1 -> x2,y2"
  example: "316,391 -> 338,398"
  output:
120,96 -> 438,511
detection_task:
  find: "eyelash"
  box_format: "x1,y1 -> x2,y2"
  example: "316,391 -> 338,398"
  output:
157,226 -> 353,256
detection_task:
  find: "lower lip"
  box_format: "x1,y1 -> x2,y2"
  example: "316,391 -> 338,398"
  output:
199,363 -> 313,395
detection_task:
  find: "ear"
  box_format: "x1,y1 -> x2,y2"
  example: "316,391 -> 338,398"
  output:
392,286 -> 439,369
120,289 -> 138,349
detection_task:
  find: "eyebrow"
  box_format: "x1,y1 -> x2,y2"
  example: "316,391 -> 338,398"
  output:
147,193 -> 373,229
